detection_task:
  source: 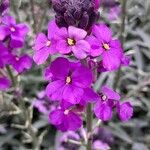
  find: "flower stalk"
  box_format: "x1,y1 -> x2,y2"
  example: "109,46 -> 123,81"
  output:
86,103 -> 93,150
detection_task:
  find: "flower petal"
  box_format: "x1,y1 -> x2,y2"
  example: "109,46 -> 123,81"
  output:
101,86 -> 120,100
94,101 -> 112,121
117,102 -> 133,122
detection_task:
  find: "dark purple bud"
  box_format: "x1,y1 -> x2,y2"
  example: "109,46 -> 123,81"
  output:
52,0 -> 99,30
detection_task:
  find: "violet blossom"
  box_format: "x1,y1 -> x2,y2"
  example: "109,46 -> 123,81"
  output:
56,26 -> 90,59
33,21 -> 59,65
0,15 -> 29,48
87,24 -> 125,71
94,86 -> 133,121
46,57 -> 93,104
0,77 -> 11,90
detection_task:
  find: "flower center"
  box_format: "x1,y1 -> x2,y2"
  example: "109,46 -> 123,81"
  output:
46,40 -> 51,47
67,38 -> 76,46
10,27 -> 15,32
103,43 -> 110,50
64,109 -> 69,115
66,76 -> 72,84
101,94 -> 107,101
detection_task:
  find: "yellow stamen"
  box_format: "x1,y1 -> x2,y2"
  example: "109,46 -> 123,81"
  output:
67,38 -> 75,46
66,76 -> 71,84
103,43 -> 110,50
64,109 -> 69,115
10,27 -> 15,32
46,40 -> 51,47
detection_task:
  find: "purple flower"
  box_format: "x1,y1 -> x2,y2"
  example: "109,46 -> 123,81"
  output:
0,15 -> 29,48
46,57 -> 93,104
87,24 -> 124,70
33,21 -> 59,65
93,140 -> 110,150
32,91 -> 57,115
52,0 -> 99,30
94,86 -> 120,121
0,77 -> 11,90
117,102 -> 133,122
0,41 -> 11,68
56,26 -> 90,59
49,105 -> 82,132
0,0 -> 9,15
94,86 -> 133,121
93,0 -> 100,9
11,55 -> 32,73
109,5 -> 121,21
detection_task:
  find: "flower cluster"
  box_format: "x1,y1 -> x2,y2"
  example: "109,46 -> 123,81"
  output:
33,0 -> 133,133
0,11 -> 32,90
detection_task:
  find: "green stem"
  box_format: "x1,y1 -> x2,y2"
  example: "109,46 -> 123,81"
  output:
86,104 -> 92,150
6,65 -> 17,87
114,0 -> 127,90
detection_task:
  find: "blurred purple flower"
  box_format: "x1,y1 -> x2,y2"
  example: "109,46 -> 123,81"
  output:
56,26 -> 90,59
94,86 -> 120,121
52,0 -> 99,30
11,55 -> 32,73
87,24 -> 125,70
0,15 -> 29,48
46,57 -> 93,104
33,21 -> 59,65
49,103 -> 82,132
32,91 -> 57,115
0,41 -> 11,68
0,77 -> 11,90
93,140 -> 110,150
117,102 -> 133,122
109,5 -> 121,20
94,86 -> 133,121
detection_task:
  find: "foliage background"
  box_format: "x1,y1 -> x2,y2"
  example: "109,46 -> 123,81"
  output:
0,0 -> 150,149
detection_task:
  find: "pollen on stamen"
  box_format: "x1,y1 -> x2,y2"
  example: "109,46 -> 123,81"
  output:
101,95 -> 107,101
10,27 -> 15,32
67,38 -> 75,46
103,43 -> 110,50
46,40 -> 51,47
64,109 -> 69,115
66,76 -> 71,84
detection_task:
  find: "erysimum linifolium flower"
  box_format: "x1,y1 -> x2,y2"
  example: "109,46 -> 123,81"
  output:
45,57 -> 98,104
52,0 -> 99,30
93,86 -> 133,121
0,15 -> 29,48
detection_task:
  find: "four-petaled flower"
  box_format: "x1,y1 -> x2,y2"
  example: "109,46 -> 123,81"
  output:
87,24 -> 125,71
56,26 -> 90,59
46,57 -> 93,104
33,21 -> 59,65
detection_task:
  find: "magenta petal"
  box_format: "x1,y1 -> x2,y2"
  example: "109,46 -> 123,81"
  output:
48,20 -> 59,39
63,85 -> 84,104
94,101 -> 112,121
34,33 -> 48,50
83,88 -> 99,103
0,77 -> 11,90
72,66 -> 93,88
102,49 -> 121,70
56,40 -> 71,54
16,23 -> 29,37
46,80 -> 65,101
101,86 -> 120,100
67,112 -> 82,131
33,47 -> 50,65
118,102 -> 133,122
10,37 -> 24,48
92,24 -> 112,42
68,26 -> 87,40
121,55 -> 131,66
0,25 -> 10,40
2,15 -> 16,25
72,46 -> 87,59
49,109 -> 64,125
76,40 -> 90,52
